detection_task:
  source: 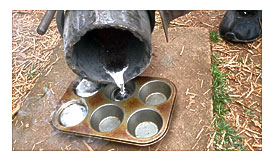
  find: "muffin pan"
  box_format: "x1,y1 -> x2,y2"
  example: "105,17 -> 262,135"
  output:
51,76 -> 177,146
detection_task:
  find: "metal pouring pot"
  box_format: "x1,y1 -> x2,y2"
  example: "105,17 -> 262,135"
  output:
63,10 -> 153,84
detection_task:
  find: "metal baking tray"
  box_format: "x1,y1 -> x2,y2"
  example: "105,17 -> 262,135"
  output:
51,76 -> 177,146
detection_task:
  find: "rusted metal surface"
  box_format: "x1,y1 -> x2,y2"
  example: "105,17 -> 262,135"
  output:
51,76 -> 177,146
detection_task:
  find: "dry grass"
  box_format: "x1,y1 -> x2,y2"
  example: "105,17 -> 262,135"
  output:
212,39 -> 262,151
155,10 -> 262,151
12,10 -> 61,116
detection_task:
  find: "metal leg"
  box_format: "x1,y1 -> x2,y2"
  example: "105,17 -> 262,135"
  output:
37,10 -> 56,35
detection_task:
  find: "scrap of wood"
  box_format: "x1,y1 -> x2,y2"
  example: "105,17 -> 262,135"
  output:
44,66 -> 53,76
244,131 -> 252,137
252,144 -> 262,148
179,45 -> 184,56
236,115 -> 240,127
12,104 -> 21,117
245,82 -> 254,98
196,127 -> 204,139
83,140 -> 94,151
185,88 -> 197,96
203,89 -> 211,95
31,139 -> 47,151
202,22 -> 214,27
229,94 -> 241,98
186,95 -> 196,109
192,136 -> 201,150
244,139 -> 254,151
245,128 -> 262,136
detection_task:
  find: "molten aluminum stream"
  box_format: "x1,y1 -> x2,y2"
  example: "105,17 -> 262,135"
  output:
105,66 -> 130,101
112,88 -> 132,101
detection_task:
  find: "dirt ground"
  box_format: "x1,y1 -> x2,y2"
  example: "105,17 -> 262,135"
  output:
12,27 -> 213,151
12,10 -> 262,151
154,11 -> 262,151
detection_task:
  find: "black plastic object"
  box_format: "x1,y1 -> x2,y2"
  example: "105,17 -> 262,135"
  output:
63,10 -> 153,84
219,10 -> 262,42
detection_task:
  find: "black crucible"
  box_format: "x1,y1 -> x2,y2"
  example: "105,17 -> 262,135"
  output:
63,10 -> 154,84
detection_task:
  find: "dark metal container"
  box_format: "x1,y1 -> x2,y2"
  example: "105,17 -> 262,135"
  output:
63,10 -> 152,84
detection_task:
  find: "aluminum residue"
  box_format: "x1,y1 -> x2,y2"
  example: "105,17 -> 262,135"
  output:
59,103 -> 88,127
75,78 -> 100,97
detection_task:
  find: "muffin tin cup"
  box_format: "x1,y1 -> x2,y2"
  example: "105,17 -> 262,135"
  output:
127,108 -> 163,139
139,80 -> 172,106
57,99 -> 89,128
90,104 -> 124,133
51,76 -> 177,146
